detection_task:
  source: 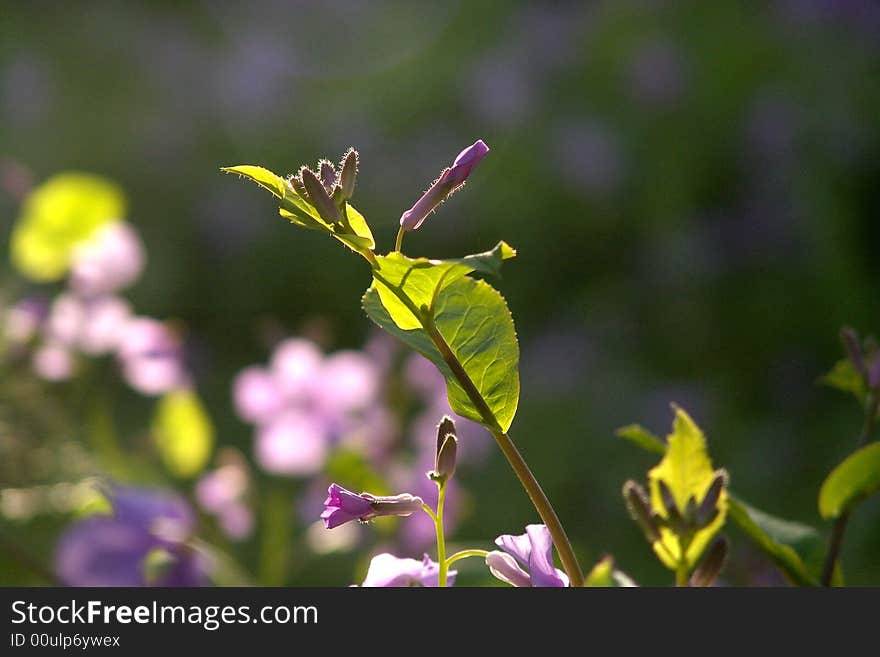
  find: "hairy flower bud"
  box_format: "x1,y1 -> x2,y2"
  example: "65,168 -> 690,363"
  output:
299,167 -> 341,224
623,480 -> 661,543
338,148 -> 358,201
696,469 -> 728,528
689,537 -> 728,587
318,160 -> 337,194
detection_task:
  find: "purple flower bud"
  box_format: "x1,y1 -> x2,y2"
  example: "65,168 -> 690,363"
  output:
487,524 -> 569,587
318,160 -> 337,193
320,483 -> 423,529
299,166 -> 341,223
399,139 -> 489,231
359,553 -> 456,587
338,148 -> 358,201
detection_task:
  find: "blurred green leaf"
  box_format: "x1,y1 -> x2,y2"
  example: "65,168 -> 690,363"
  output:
363,274 -> 519,432
647,407 -> 727,570
727,497 -> 820,586
819,442 -> 880,519
819,359 -> 866,403
11,173 -> 125,281
584,556 -> 614,586
152,390 -> 215,478
616,424 -> 666,454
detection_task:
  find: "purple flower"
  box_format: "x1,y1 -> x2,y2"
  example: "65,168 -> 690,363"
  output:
359,553 -> 456,587
320,483 -> 424,529
4,296 -> 48,344
116,317 -> 188,395
32,341 -> 74,381
399,139 -> 489,231
55,485 -> 206,587
233,366 -> 285,424
255,410 -> 328,475
269,337 -> 323,403
486,524 -> 569,587
69,222 -> 145,297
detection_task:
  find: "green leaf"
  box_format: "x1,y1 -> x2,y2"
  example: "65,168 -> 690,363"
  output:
11,173 -> 125,281
819,358 -> 866,403
727,497 -> 820,586
220,165 -> 286,198
647,407 -> 728,570
152,390 -> 215,478
223,163 -> 375,259
371,242 -> 516,330
584,556 -> 614,586
617,424 -> 666,454
819,442 -> 880,519
363,273 -> 519,432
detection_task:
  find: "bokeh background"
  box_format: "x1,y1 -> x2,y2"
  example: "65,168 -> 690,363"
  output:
1,0 -> 879,586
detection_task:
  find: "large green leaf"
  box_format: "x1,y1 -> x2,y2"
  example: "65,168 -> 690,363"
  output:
647,407 -> 728,570
371,242 -> 515,330
363,274 -> 519,432
819,442 -> 880,519
727,497 -> 820,586
221,164 -> 375,258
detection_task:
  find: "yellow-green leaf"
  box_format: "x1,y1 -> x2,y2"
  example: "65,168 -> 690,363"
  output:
584,556 -> 615,586
220,165 -> 286,199
819,442 -> 880,519
648,407 -> 728,570
819,358 -> 866,404
152,390 -> 214,478
11,173 -> 125,281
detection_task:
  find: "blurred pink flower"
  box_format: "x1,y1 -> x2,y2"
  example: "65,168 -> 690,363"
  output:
79,296 -> 132,356
232,366 -> 285,424
70,222 -> 145,297
32,341 -> 74,381
117,317 -> 187,395
255,410 -> 328,475
270,337 -> 323,403
4,297 -> 48,344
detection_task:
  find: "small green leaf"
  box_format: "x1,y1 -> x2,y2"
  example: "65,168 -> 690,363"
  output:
11,173 -> 125,281
617,424 -> 666,454
220,165 -> 287,198
819,442 -> 880,519
819,358 -> 866,403
727,497 -> 820,586
223,163 -> 375,260
363,274 -> 519,432
152,390 -> 215,478
584,556 -> 615,586
647,407 -> 728,570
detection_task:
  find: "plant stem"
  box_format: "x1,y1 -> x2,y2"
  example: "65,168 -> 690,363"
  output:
435,481 -> 448,587
394,226 -> 405,253
422,318 -> 585,586
675,562 -> 689,587
821,391 -> 879,586
445,549 -> 490,567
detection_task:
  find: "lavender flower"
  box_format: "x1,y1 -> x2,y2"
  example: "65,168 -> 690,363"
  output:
3,296 -> 47,344
55,485 -> 206,587
32,341 -> 74,381
255,410 -> 328,475
116,317 -> 187,395
232,366 -> 285,424
399,139 -> 489,231
486,524 -> 569,587
321,483 -> 424,529
359,553 -> 456,587
69,222 -> 145,297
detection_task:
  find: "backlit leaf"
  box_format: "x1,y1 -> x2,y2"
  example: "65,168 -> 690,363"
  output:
819,442 -> 880,519
152,390 -> 215,478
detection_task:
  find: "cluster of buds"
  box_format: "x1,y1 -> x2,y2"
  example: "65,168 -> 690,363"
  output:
623,469 -> 728,546
840,326 -> 880,393
288,149 -> 358,227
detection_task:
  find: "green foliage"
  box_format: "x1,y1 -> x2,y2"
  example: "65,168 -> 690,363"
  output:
819,358 -> 866,403
646,407 -> 728,571
221,164 -> 375,261
151,390 -> 215,478
727,497 -> 821,586
583,556 -> 636,587
364,274 -> 519,433
819,442 -> 880,519
616,424 -> 666,455
11,173 -> 125,281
